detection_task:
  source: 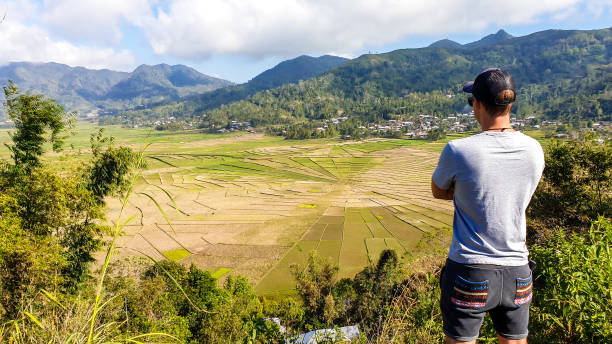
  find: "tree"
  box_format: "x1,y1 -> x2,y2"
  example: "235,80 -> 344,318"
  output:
290,251 -> 339,327
0,193 -> 64,318
0,84 -> 140,297
334,249 -> 402,337
86,128 -> 141,204
3,80 -> 73,171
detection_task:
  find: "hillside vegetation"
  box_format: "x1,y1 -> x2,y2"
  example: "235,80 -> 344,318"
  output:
171,55 -> 349,113
112,55 -> 350,126
120,27 -> 612,130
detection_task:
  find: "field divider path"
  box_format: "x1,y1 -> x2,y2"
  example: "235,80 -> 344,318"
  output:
306,157 -> 340,180
361,213 -> 376,237
370,190 -> 453,215
368,207 -> 410,254
194,177 -> 225,188
338,145 -> 356,157
338,206 -> 346,270
210,177 -> 245,189
147,155 -> 179,167
193,200 -> 216,211
155,223 -> 192,253
127,200 -> 145,226
396,205 -> 453,228
251,158 -> 335,182
137,233 -> 167,259
367,193 -> 449,246
314,224 -> 329,249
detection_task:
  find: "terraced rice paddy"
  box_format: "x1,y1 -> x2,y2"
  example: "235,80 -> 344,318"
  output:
78,128 -> 465,295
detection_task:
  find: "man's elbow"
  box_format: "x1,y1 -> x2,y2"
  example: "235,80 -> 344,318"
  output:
431,179 -> 454,200
432,189 -> 451,200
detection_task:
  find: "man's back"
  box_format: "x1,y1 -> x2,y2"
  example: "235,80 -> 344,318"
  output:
433,131 -> 544,266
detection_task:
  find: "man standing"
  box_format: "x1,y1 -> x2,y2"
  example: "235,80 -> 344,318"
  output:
431,68 -> 544,344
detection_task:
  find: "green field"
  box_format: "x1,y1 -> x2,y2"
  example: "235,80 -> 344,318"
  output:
163,248 -> 191,261
4,122 -> 536,295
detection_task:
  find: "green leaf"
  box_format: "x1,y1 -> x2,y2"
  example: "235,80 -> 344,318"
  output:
24,312 -> 44,329
41,289 -> 66,310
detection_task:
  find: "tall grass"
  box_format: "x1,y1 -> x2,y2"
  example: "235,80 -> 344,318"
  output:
85,142 -> 178,344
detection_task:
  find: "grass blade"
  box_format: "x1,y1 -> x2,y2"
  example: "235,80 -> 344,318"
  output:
24,312 -> 44,329
151,184 -> 181,215
137,192 -> 176,234
41,289 -> 66,310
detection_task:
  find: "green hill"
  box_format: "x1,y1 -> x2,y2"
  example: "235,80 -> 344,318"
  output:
134,55 -> 349,116
249,55 -> 349,90
428,39 -> 463,49
464,29 -> 514,48
116,27 -> 612,129
105,63 -> 231,100
326,28 -> 611,97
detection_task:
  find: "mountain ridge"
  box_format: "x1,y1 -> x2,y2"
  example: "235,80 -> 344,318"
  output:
130,26 -> 612,128
428,39 -> 463,48
0,62 -> 233,116
428,29 -> 514,49
464,29 -> 514,48
248,55 -> 349,89
151,54 -> 350,115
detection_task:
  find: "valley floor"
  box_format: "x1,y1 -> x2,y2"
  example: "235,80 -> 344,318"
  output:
97,129 -> 458,295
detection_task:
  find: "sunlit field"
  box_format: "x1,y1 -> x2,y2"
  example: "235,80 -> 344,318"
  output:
0,122 -> 545,295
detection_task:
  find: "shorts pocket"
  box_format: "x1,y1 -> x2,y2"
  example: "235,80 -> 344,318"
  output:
514,273 -> 533,306
451,275 -> 488,310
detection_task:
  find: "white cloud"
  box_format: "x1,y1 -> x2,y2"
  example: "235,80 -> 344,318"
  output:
41,0 -> 152,45
140,0 -> 582,59
0,1 -> 136,70
1,0 -> 609,70
586,0 -> 612,15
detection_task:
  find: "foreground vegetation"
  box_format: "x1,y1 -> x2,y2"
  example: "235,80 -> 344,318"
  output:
0,86 -> 610,343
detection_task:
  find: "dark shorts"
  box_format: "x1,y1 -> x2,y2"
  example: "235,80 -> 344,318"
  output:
440,258 -> 533,342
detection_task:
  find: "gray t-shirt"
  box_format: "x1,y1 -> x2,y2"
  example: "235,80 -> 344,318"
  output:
433,131 -> 545,266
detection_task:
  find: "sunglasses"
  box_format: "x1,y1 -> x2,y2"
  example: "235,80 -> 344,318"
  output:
468,96 -> 474,107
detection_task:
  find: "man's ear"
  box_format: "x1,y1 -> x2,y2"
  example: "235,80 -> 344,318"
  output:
472,98 -> 482,123
472,97 -> 481,112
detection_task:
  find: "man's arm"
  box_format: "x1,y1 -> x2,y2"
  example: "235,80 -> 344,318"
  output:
431,178 -> 454,200
432,143 -> 456,200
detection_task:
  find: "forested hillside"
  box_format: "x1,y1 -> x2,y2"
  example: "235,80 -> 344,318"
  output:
119,27 -> 612,128
112,55 -> 349,125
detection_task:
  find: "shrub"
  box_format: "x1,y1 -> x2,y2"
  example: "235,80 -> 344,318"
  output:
528,139 -> 611,242
529,217 -> 612,343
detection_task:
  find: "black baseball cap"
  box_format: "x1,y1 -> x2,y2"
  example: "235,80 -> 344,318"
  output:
463,68 -> 515,106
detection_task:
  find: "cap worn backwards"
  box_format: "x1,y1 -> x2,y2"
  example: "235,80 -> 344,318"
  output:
463,68 -> 515,106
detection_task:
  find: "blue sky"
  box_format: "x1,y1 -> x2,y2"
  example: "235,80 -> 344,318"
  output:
1,0 -> 611,83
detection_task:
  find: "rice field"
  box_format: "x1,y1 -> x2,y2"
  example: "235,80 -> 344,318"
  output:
0,122 -> 462,295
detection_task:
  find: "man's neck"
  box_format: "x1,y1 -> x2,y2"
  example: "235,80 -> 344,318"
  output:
479,114 -> 513,132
